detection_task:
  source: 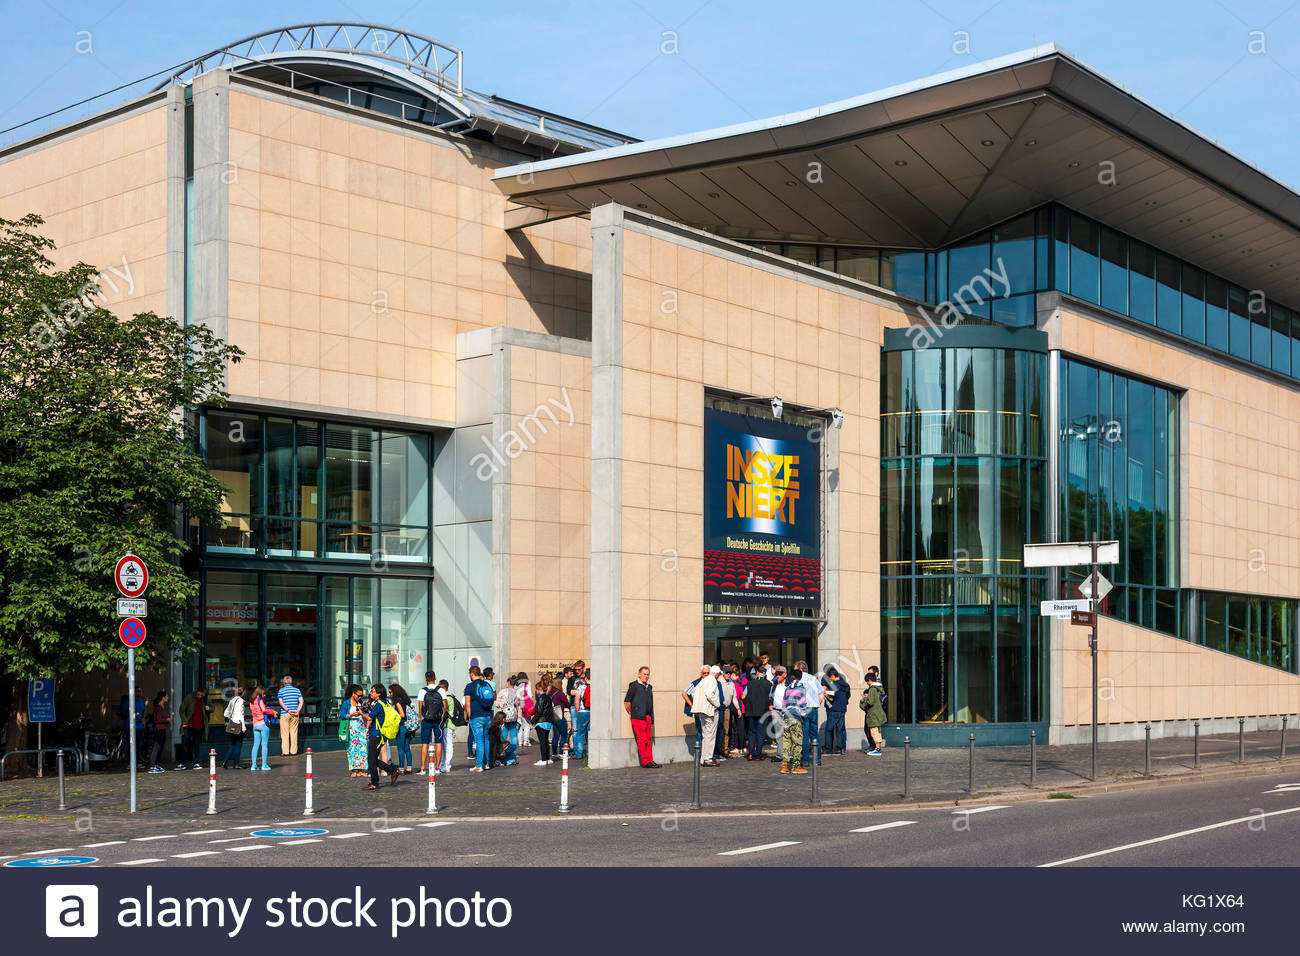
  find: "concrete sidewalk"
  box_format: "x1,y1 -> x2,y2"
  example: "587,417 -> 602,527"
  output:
0,729 -> 1296,822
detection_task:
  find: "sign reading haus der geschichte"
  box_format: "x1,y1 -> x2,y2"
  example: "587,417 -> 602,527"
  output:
703,408 -> 821,610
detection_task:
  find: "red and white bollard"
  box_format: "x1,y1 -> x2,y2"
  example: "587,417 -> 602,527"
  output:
426,765 -> 439,814
303,748 -> 314,815
207,749 -> 217,815
558,744 -> 571,814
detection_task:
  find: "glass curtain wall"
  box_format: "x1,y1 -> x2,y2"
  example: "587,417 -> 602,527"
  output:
1058,359 -> 1179,634
882,342 -> 1049,735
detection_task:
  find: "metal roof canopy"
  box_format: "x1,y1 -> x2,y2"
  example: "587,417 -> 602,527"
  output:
494,45 -> 1300,304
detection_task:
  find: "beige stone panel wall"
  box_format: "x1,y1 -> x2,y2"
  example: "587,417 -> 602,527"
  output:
612,224 -> 910,741
1059,308 -> 1300,599
223,84 -> 592,423
1062,616 -> 1300,726
0,105 -> 169,319
506,344 -> 591,678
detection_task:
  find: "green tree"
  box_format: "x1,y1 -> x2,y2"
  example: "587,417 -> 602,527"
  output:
0,214 -> 241,751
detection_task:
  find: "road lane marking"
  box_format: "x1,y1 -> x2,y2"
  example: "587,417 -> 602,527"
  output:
372,827 -> 412,833
849,821 -> 917,834
328,833 -> 367,839
81,841 -> 125,848
1039,806 -> 1300,867
173,851 -> 220,859
279,839 -> 322,846
209,836 -> 259,844
182,829 -> 224,835
132,835 -> 178,842
119,858 -> 163,866
418,821 -> 456,828
718,841 -> 801,856
953,806 -> 1009,815
231,825 -> 268,830
20,848 -> 74,855
226,844 -> 272,852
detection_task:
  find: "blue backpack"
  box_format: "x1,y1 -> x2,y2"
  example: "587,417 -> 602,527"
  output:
475,680 -> 495,706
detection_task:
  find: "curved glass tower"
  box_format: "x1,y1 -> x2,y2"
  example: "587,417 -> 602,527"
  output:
881,327 -> 1050,744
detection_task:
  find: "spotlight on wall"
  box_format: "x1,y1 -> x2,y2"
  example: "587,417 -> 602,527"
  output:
830,408 -> 843,429
771,396 -> 784,419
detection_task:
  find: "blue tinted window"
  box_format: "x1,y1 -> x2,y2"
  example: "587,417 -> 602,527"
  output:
1156,253 -> 1181,334
948,232 -> 991,318
1069,213 -> 1100,303
1229,286 -> 1251,359
1271,304 -> 1291,375
893,251 -> 927,301
1292,313 -> 1300,377
1129,243 -> 1156,324
992,294 -> 1035,327
1205,276 -> 1229,352
1035,208 -> 1051,291
1053,209 -> 1069,291
1251,299 -> 1271,366
992,213 -> 1036,295
1099,227 -> 1128,314
1180,264 -> 1205,343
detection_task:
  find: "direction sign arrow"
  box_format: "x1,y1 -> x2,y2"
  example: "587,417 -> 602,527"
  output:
1077,574 -> 1113,601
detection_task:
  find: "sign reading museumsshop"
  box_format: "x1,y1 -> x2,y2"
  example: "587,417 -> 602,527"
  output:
703,409 -> 821,609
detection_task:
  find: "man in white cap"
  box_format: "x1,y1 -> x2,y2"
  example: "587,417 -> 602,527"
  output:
690,665 -> 721,767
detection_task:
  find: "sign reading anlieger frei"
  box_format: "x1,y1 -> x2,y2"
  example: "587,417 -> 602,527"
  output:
704,408 -> 821,609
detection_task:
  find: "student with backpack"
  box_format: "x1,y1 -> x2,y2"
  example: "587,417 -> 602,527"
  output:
360,684 -> 401,790
531,673 -> 558,764
390,682 -> 418,774
516,672 -> 533,751
463,665 -> 495,772
859,668 -> 887,756
438,679 -> 459,773
417,671 -> 444,775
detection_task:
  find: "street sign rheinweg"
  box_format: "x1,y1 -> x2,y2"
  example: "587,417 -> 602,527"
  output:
119,617 -> 146,648
1040,598 -> 1091,618
114,554 -> 149,598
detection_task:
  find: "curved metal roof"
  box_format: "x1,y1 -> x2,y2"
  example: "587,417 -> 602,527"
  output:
157,22 -> 636,154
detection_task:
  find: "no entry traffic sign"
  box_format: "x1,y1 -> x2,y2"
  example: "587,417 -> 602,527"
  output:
119,617 -> 146,648
114,554 -> 149,598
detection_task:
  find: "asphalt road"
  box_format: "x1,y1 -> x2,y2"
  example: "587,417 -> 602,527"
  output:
2,771 -> 1298,868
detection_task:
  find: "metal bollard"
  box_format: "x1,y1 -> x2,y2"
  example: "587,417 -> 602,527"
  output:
1281,716 -> 1289,759
558,745 -> 571,813
1029,731 -> 1037,787
968,733 -> 975,793
57,750 -> 67,811
207,749 -> 217,815
1238,717 -> 1245,764
690,744 -> 702,810
303,748 -> 314,815
1193,720 -> 1200,769
810,732 -> 820,805
426,765 -> 439,814
902,736 -> 911,798
1144,723 -> 1151,775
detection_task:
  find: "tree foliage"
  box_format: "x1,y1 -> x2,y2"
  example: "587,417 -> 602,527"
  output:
0,214 -> 241,684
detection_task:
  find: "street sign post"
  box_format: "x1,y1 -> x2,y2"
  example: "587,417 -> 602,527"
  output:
27,677 -> 55,778
115,554 -> 148,815
1040,598 -> 1091,619
1023,540 -> 1119,568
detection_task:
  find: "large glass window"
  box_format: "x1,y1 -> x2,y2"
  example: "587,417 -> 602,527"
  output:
205,412 -> 262,553
1099,227 -> 1128,315
1068,213 -> 1100,304
202,571 -> 260,725
1155,253 -> 1181,334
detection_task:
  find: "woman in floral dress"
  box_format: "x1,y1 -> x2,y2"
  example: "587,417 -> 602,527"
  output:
343,684 -> 368,777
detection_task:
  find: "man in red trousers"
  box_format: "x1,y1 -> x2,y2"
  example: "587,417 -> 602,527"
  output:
623,665 -> 660,768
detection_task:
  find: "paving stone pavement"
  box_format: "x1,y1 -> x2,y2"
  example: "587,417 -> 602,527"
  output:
0,730 -> 1296,822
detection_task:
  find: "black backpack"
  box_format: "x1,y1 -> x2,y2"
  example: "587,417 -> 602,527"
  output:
447,695 -> 467,727
422,690 -> 445,724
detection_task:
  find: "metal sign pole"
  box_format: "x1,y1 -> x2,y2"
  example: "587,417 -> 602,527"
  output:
1090,532 -> 1099,783
36,723 -> 42,778
128,647 -> 137,814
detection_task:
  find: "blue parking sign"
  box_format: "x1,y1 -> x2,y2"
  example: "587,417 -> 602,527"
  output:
28,677 -> 55,724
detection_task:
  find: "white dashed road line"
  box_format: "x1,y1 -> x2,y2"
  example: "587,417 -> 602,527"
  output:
418,821 -> 456,828
21,848 -> 73,855
953,806 -> 1009,815
718,841 -> 801,856
231,825 -> 267,830
173,851 -> 220,859
120,858 -> 163,866
849,821 -> 917,834
328,833 -> 367,840
1039,805 -> 1300,867
209,836 -> 259,844
226,844 -> 273,852
372,827 -> 412,833
132,834 -> 178,842
182,829 -> 224,835
279,839 -> 322,846
82,841 -> 126,848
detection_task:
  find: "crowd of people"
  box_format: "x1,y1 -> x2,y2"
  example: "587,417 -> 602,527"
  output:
339,661 -> 592,789
623,652 -> 890,771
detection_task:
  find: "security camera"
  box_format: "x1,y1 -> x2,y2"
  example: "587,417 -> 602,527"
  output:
771,396 -> 783,419
830,408 -> 843,429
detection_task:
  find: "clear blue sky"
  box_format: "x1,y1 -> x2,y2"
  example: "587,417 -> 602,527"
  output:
4,0 -> 1300,186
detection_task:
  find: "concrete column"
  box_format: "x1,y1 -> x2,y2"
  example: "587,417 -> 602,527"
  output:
164,85 -> 187,326
816,418 -> 841,675
588,204 -> 630,769
189,70 -> 230,353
